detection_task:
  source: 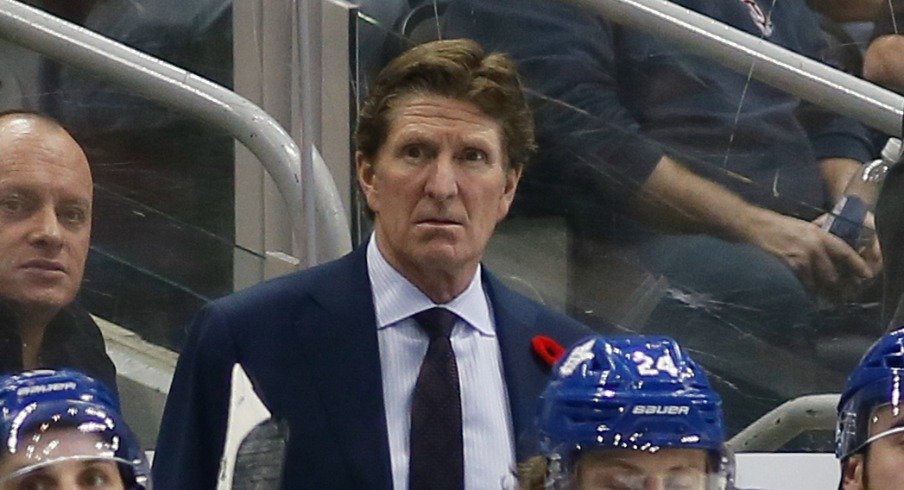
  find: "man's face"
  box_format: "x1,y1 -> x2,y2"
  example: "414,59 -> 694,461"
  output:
357,95 -> 520,282
575,448 -> 710,490
0,117 -> 92,316
0,429 -> 125,490
842,404 -> 904,490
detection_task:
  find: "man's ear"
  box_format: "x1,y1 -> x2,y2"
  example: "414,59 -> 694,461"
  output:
841,456 -> 865,490
356,151 -> 378,212
504,164 -> 522,196
496,164 -> 523,221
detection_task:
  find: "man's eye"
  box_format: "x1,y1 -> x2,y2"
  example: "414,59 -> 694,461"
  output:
16,473 -> 55,490
458,148 -> 488,163
888,431 -> 904,448
403,145 -> 425,160
58,207 -> 88,226
666,470 -> 705,489
0,197 -> 24,214
79,466 -> 114,487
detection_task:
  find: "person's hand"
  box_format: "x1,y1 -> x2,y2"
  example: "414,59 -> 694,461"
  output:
858,211 -> 883,278
812,211 -> 884,279
747,212 -> 874,301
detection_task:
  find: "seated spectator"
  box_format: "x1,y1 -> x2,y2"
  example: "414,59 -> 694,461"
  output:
442,0 -> 880,432
20,0 -> 235,351
521,335 -> 732,489
849,0 -> 904,332
0,111 -> 116,393
837,327 -> 904,489
862,0 -> 904,92
0,369 -> 149,489
863,35 -> 904,90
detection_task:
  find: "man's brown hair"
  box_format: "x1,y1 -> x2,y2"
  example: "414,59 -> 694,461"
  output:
355,38 -> 536,170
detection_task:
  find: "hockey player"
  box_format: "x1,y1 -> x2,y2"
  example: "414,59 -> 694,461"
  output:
837,328 -> 904,490
0,370 -> 150,490
523,335 -> 733,489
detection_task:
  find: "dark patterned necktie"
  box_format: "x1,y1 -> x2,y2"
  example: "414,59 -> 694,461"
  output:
409,307 -> 464,490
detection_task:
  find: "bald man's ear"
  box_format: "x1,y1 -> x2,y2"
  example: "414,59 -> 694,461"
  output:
841,456 -> 865,490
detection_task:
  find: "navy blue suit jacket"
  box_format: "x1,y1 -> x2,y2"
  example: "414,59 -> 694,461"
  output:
152,245 -> 590,489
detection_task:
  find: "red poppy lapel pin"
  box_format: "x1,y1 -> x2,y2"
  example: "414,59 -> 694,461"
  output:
531,335 -> 565,369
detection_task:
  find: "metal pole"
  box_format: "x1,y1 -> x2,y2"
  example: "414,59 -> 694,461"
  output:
0,0 -> 351,261
298,0 -> 320,266
564,0 -> 904,137
727,394 -> 840,452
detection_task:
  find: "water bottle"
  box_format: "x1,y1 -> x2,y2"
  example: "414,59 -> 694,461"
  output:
823,137 -> 903,249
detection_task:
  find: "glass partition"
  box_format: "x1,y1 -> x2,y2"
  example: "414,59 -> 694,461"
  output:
352,0 -> 900,450
2,0 -> 898,460
0,0 -> 253,450
0,0 -> 242,352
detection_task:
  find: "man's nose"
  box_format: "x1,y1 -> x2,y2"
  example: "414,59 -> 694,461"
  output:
644,478 -> 666,490
423,155 -> 458,201
28,205 -> 63,249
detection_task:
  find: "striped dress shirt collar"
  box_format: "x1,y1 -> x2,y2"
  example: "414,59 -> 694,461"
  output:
366,235 -> 495,336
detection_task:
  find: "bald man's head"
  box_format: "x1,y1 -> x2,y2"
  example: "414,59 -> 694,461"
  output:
0,113 -> 92,323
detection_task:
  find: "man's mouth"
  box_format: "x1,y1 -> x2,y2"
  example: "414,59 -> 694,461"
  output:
416,220 -> 464,231
416,215 -> 463,226
20,259 -> 67,273
420,219 -> 459,224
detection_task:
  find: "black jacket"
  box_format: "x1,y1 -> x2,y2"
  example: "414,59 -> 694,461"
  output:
0,300 -> 118,397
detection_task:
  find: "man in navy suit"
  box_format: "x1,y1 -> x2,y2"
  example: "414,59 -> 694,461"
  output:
152,39 -> 590,489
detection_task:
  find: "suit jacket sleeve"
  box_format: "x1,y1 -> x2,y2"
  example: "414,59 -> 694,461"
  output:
152,302 -> 240,489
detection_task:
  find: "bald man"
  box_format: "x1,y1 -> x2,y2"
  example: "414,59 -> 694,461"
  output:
0,111 -> 115,394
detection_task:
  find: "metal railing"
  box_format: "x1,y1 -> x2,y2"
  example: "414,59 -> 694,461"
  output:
0,0 -> 352,264
564,0 -> 904,137
728,394 -> 840,452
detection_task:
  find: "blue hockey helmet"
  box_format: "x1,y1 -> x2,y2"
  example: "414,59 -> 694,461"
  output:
0,370 -> 150,489
538,335 -> 732,489
837,328 -> 904,460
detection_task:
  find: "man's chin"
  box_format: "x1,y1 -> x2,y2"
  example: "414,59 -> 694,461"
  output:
4,289 -> 74,316
407,244 -> 478,272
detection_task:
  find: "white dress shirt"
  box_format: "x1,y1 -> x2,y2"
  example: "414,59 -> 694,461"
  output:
367,237 -> 516,489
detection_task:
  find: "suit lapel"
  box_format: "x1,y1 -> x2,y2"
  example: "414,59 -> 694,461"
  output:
483,271 -> 550,459
294,246 -> 393,488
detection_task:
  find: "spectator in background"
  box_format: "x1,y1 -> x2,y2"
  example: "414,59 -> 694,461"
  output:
861,0 -> 904,91
153,39 -> 590,489
837,328 -> 904,489
863,36 -> 904,91
0,369 -> 149,490
442,0 -> 880,431
0,111 -> 116,393
828,0 -> 904,334
12,0 -> 235,351
522,335 -> 732,490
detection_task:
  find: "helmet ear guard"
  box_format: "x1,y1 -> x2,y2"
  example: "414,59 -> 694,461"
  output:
836,328 -> 904,461
0,369 -> 151,490
537,335 -> 734,490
